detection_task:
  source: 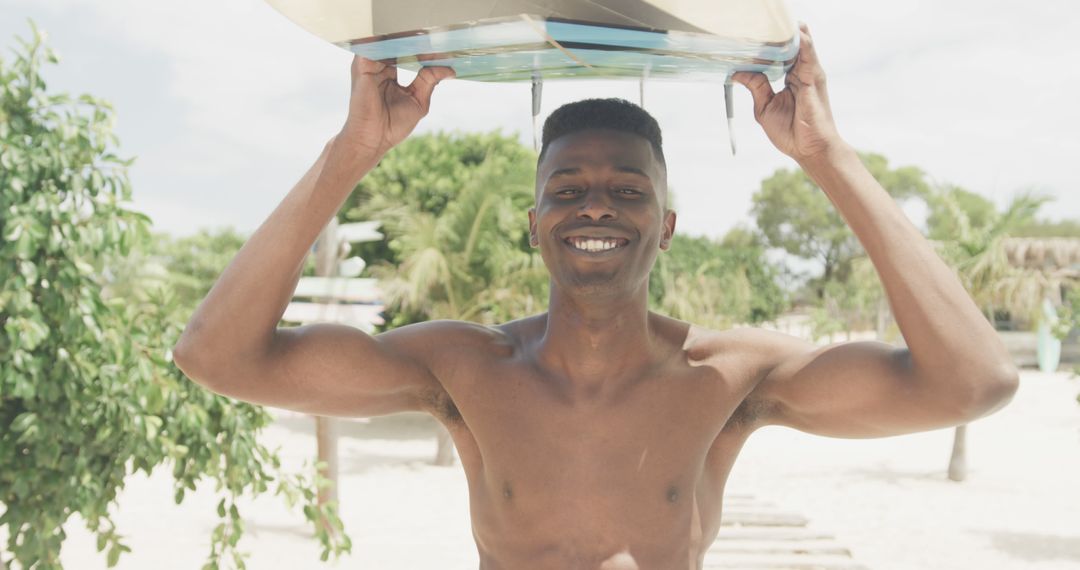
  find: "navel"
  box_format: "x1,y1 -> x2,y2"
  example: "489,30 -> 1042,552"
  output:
666,485 -> 679,503
502,481 -> 513,500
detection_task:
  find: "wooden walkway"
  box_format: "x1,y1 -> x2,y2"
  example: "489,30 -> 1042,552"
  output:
704,494 -> 869,570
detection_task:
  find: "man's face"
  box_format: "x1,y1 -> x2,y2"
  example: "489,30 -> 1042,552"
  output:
529,129 -> 676,296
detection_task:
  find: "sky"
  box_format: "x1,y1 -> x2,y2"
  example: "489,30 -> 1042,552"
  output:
1,0 -> 1078,239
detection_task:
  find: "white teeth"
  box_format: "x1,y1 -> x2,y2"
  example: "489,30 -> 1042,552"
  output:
570,238 -> 621,252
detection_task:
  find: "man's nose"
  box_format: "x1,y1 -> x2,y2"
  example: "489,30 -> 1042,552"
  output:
577,190 -> 616,221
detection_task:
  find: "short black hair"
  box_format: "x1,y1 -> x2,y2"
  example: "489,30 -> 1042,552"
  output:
538,98 -> 665,168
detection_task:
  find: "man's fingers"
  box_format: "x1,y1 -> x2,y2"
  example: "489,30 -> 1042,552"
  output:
420,65 -> 456,84
351,55 -> 399,88
732,71 -> 775,120
351,55 -> 386,77
408,65 -> 455,108
799,30 -> 817,65
794,23 -> 824,79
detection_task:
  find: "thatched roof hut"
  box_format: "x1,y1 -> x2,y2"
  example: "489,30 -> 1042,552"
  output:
1002,237 -> 1080,275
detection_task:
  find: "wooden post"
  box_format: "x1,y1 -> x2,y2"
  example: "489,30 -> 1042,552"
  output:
948,424 -> 967,482
946,423 -> 972,481
433,424 -> 455,466
875,297 -> 889,341
313,218 -> 340,519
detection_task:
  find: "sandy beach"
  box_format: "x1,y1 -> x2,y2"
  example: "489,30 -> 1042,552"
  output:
53,369 -> 1080,569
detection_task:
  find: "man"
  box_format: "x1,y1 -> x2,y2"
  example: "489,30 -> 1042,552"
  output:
174,24 -> 1018,570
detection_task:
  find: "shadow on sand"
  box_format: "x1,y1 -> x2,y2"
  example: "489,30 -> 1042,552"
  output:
979,529 -> 1080,563
848,464 -> 947,486
245,519 -> 314,540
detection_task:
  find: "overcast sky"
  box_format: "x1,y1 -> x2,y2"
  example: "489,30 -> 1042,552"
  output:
2,0 -> 1078,239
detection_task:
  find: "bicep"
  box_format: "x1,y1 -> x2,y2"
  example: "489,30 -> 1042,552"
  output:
747,333 -> 977,438
199,322 -> 444,418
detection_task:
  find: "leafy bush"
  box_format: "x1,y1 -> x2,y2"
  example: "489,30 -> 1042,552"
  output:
0,23 -> 347,569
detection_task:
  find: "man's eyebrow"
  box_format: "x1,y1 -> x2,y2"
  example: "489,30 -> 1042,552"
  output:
614,166 -> 650,178
548,166 -> 649,178
549,167 -> 581,178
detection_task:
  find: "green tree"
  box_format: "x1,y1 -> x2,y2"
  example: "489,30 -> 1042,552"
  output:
925,185 -> 998,242
807,256 -> 891,342
104,228 -> 249,310
1013,217 -> 1080,239
928,187 -> 1054,326
0,25 -> 347,569
650,229 -> 787,328
345,131 -> 545,325
751,152 -> 928,300
370,149 -> 546,325
342,131 -> 535,269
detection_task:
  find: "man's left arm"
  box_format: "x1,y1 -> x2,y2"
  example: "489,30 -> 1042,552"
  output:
732,24 -> 1019,438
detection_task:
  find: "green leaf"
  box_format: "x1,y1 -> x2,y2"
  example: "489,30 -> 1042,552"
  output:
11,411 -> 37,432
107,544 -> 121,567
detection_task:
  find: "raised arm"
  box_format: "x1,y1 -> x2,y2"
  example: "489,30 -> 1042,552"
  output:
731,24 -> 1018,437
172,58 -> 455,417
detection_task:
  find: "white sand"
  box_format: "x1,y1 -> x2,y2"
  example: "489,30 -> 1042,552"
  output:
54,370 -> 1080,569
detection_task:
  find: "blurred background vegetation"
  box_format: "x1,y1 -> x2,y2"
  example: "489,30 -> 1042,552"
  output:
3,21 -> 1079,570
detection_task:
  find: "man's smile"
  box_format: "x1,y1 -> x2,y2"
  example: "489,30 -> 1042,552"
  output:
563,236 -> 631,254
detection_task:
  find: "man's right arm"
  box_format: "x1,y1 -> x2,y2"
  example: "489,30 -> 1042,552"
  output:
172,58 -> 455,418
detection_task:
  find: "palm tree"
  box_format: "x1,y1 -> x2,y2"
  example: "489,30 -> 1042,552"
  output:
653,257 -> 747,330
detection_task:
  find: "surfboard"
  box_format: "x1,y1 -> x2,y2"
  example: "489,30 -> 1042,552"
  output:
265,0 -> 799,83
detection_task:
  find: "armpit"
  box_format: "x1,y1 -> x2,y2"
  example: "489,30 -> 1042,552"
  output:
724,396 -> 781,432
418,385 -> 465,428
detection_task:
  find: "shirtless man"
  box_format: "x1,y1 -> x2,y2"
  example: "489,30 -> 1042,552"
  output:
173,24 -> 1019,569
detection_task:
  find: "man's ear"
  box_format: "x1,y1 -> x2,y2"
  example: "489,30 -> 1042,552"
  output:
659,209 -> 677,251
528,208 -> 539,247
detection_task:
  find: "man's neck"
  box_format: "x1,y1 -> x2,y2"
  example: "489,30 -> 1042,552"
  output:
534,282 -> 659,398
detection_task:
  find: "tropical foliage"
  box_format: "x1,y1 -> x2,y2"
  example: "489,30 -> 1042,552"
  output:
650,229 -> 787,329
344,132 -> 546,328
0,25 -> 347,569
927,186 -> 1056,327
751,152 -> 928,301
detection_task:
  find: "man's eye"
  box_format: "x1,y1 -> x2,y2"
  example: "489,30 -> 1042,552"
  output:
616,187 -> 642,195
556,187 -> 583,196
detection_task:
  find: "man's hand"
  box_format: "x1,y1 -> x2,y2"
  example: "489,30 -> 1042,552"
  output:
733,23 -> 843,163
338,56 -> 454,160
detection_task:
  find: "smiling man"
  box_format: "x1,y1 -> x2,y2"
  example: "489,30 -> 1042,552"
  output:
174,24 -> 1019,570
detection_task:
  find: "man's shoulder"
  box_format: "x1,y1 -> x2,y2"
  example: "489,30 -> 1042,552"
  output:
673,321 -> 805,364
381,314 -> 547,359
677,324 -> 813,432
385,319 -> 515,351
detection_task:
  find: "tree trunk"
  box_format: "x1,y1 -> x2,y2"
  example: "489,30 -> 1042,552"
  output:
948,424 -> 967,482
433,423 -> 456,466
876,297 -> 889,341
314,220 -> 341,526
316,415 -> 339,533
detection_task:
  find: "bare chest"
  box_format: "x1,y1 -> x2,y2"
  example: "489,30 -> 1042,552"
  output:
434,355 -> 755,566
